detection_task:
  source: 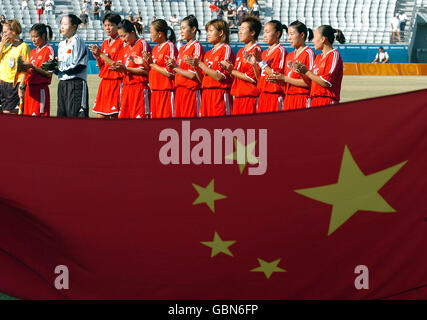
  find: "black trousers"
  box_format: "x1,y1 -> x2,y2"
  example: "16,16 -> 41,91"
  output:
0,81 -> 19,113
57,78 -> 89,117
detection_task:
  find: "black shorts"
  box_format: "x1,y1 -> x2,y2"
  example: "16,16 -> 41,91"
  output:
0,81 -> 20,113
57,78 -> 89,117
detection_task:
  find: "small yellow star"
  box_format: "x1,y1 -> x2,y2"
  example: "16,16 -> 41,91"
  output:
201,232 -> 236,257
192,179 -> 227,213
250,258 -> 286,279
225,138 -> 259,174
295,145 -> 407,236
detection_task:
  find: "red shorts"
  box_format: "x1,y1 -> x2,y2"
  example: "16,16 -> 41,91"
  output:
93,79 -> 122,115
283,94 -> 309,110
256,92 -> 284,113
175,87 -> 201,118
151,90 -> 175,118
119,83 -> 150,119
232,96 -> 257,115
309,97 -> 338,108
24,84 -> 50,116
200,89 -> 232,117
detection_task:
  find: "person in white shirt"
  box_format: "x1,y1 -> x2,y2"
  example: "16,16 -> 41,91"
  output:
398,12 -> 408,38
45,0 -> 54,16
391,14 -> 401,42
372,47 -> 389,63
169,14 -> 179,27
56,14 -> 89,117
22,0 -> 28,10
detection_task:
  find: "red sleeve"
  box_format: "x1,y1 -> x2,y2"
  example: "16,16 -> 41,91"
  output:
215,44 -> 235,80
318,51 -> 341,88
97,41 -> 106,69
243,46 -> 260,83
269,46 -> 286,73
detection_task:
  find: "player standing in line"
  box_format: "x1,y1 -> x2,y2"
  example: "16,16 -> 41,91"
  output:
141,19 -> 177,118
246,20 -> 287,113
165,15 -> 205,118
89,13 -> 123,119
291,25 -> 345,107
221,15 -> 262,115
0,19 -> 30,114
186,19 -> 235,117
110,19 -> 151,119
56,15 -> 89,117
20,23 -> 55,116
268,20 -> 315,110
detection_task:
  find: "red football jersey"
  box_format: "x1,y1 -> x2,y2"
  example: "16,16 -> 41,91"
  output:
310,49 -> 343,102
257,44 -> 287,94
121,38 -> 152,85
230,43 -> 261,97
98,36 -> 124,80
201,43 -> 235,90
175,40 -> 205,90
285,46 -> 315,95
25,44 -> 55,85
149,40 -> 178,91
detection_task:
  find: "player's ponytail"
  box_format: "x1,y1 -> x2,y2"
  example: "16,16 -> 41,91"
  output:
289,20 -> 313,42
182,14 -> 201,40
152,19 -> 176,44
334,28 -> 346,44
118,19 -> 137,35
318,25 -> 346,45
30,23 -> 53,42
266,20 -> 285,39
134,22 -> 144,35
307,28 -> 314,41
167,26 -> 176,44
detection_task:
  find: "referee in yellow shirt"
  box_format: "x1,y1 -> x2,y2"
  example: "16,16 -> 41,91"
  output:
0,19 -> 30,114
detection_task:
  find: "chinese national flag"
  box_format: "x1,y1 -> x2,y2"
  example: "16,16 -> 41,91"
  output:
0,90 -> 426,299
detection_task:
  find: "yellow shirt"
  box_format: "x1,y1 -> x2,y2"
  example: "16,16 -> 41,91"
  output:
0,40 -> 30,84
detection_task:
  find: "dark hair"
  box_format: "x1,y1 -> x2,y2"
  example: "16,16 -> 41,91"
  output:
151,19 -> 176,43
102,13 -> 122,25
30,23 -> 53,41
266,20 -> 287,39
289,20 -> 313,41
206,19 -> 230,44
317,25 -> 346,44
182,14 -> 201,39
241,15 -> 262,41
118,19 -> 137,34
63,14 -> 82,29
379,46 -> 384,50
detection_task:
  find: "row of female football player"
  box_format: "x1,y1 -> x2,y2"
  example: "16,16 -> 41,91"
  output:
1,13 -> 346,118
92,14 -> 346,119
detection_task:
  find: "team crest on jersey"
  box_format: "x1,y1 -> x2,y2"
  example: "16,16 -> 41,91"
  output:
214,56 -> 219,61
38,56 -> 42,60
67,49 -> 72,54
159,54 -> 164,60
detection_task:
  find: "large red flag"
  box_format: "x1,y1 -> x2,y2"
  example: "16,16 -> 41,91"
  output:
0,90 -> 426,299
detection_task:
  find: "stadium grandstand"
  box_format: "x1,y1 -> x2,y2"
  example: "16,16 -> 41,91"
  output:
1,0 -> 426,44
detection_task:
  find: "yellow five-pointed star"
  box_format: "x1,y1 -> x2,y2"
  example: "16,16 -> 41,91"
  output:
225,138 -> 259,174
201,232 -> 236,257
251,258 -> 286,279
192,179 -> 227,213
295,145 -> 407,236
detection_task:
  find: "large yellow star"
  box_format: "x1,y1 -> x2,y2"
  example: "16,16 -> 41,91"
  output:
250,258 -> 286,279
225,138 -> 259,174
201,232 -> 236,257
295,145 -> 407,236
192,179 -> 227,213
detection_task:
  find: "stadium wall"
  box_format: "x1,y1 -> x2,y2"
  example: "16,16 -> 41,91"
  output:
32,42 -> 409,74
